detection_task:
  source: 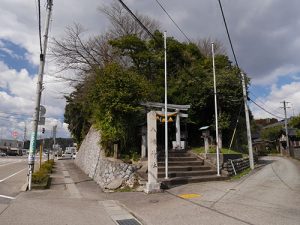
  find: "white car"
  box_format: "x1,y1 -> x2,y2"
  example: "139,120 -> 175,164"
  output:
62,152 -> 72,159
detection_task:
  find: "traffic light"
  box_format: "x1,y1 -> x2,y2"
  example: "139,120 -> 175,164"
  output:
42,128 -> 45,134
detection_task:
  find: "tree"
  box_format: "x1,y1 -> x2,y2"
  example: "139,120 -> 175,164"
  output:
98,0 -> 160,40
87,63 -> 151,154
261,125 -> 282,141
196,38 -> 226,57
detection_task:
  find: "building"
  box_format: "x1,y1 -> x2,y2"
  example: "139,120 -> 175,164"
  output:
0,139 -> 23,155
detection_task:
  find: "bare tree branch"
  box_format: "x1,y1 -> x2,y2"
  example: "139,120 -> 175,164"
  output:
196,37 -> 227,57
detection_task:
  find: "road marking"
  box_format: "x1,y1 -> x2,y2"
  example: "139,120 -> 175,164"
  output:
178,193 -> 201,199
0,168 -> 27,183
0,195 -> 16,200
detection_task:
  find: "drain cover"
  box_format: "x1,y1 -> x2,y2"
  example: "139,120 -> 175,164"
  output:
116,219 -> 141,225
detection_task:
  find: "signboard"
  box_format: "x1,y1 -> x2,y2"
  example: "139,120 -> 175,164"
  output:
38,105 -> 46,125
12,131 -> 18,139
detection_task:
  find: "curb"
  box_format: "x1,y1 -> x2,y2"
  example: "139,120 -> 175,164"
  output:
20,182 -> 28,192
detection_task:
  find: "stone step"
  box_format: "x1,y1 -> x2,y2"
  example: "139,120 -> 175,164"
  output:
158,156 -> 198,162
160,175 -> 229,188
158,161 -> 204,167
158,165 -> 211,172
166,152 -> 190,157
158,170 -> 216,178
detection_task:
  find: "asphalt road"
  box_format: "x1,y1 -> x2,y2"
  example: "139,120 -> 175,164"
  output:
110,156 -> 300,225
0,156 -> 299,225
0,156 -> 28,212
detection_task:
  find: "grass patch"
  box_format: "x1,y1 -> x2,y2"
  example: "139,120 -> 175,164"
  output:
231,168 -> 251,180
191,147 -> 243,155
116,186 -> 135,192
32,160 -> 55,189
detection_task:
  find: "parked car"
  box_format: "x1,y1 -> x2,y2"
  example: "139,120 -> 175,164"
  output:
0,152 -> 7,157
72,152 -> 76,159
62,152 -> 72,159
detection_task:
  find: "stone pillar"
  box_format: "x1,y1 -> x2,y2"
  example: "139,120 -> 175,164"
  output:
113,143 -> 118,159
145,111 -> 161,193
176,112 -> 181,149
204,136 -> 209,154
141,126 -> 147,158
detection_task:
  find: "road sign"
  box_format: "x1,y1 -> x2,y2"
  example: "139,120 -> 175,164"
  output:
12,131 -> 18,138
38,116 -> 45,125
40,105 -> 46,116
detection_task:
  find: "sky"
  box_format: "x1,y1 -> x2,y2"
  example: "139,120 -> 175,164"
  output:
0,0 -> 300,140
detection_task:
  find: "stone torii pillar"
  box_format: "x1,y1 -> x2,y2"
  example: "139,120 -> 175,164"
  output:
144,111 -> 161,193
175,110 -> 181,149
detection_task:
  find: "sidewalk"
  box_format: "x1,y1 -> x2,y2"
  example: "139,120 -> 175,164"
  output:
1,157 -> 299,225
0,160 -> 142,225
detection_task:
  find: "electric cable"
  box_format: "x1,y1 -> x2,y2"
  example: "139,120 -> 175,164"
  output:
117,0 -> 159,42
38,0 -> 43,54
217,0 -> 284,119
249,98 -> 284,119
217,0 -> 239,68
154,0 -> 192,43
249,91 -> 285,117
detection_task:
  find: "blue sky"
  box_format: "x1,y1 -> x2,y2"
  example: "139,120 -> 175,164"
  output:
1,0 -> 300,140
0,39 -> 38,76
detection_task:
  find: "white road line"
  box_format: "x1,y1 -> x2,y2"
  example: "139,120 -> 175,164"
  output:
0,168 -> 27,183
0,195 -> 16,200
0,161 -> 20,167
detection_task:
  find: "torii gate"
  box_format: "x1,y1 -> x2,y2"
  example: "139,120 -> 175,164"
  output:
141,102 -> 190,158
141,102 -> 190,193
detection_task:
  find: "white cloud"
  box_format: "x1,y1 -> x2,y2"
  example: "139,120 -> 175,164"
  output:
1,0 -> 300,138
0,60 -> 71,140
250,82 -> 300,119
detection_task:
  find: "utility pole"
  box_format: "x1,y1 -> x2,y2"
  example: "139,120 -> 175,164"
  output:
281,100 -> 290,155
27,0 -> 53,191
164,31 -> 169,179
241,72 -> 254,170
22,122 -> 27,149
212,43 -> 220,176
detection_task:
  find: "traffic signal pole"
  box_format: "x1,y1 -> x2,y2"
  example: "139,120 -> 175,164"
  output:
27,0 -> 53,191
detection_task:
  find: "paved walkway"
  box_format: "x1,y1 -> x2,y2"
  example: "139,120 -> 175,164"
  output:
0,156 -> 299,225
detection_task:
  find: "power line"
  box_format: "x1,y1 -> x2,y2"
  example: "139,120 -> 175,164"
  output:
38,0 -> 43,54
217,0 -> 284,120
249,98 -> 284,119
117,0 -> 159,42
249,91 -> 285,117
217,0 -> 239,68
154,0 -> 192,43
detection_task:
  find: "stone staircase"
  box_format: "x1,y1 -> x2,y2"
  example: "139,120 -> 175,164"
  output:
157,150 -> 228,188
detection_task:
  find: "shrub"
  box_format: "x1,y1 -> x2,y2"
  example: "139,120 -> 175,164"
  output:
40,161 -> 53,173
32,170 -> 49,184
32,160 -> 55,184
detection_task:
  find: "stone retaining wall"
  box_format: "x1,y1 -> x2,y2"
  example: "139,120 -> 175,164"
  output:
75,126 -> 137,189
222,158 -> 250,176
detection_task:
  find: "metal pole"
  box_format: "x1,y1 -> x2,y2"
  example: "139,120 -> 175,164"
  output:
241,72 -> 254,170
164,31 -> 169,179
39,142 -> 42,169
28,0 -> 53,190
212,43 -> 220,176
283,100 -> 290,155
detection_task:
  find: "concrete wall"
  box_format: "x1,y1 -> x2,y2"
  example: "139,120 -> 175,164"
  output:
75,126 -> 137,189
